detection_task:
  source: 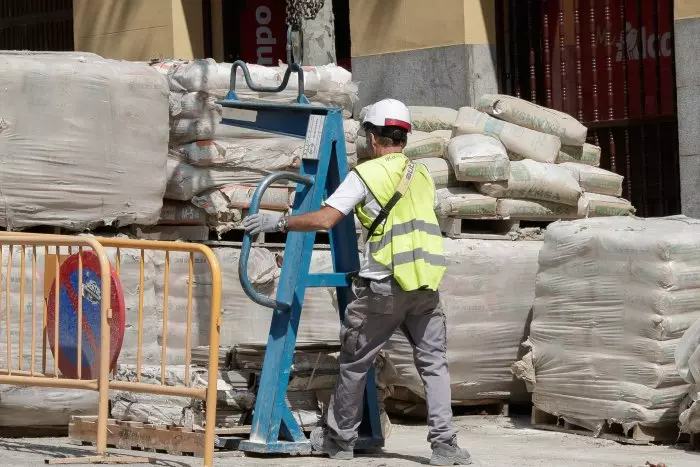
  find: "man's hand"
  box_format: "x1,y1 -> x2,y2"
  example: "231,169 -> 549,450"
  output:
243,212 -> 283,235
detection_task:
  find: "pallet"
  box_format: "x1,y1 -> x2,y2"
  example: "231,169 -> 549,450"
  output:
69,416 -> 319,456
385,388 -> 510,419
530,406 -> 679,445
69,416 -> 207,456
439,217 -> 521,240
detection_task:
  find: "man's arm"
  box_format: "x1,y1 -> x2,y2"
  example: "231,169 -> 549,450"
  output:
243,172 -> 367,235
287,205 -> 345,231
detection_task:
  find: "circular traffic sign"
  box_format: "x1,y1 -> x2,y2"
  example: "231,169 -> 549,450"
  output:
47,250 -> 126,380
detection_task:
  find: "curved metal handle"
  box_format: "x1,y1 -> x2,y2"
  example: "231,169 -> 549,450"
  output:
227,60 -> 307,104
239,171 -> 315,311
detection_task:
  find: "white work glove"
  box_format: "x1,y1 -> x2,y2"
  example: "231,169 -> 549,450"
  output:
243,212 -> 284,235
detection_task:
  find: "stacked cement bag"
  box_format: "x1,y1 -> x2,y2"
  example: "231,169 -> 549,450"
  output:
152,58 -> 360,235
356,97 -> 632,224
0,52 -> 169,231
675,317 -> 700,435
382,238 -> 541,406
513,216 -> 700,432
472,95 -> 633,219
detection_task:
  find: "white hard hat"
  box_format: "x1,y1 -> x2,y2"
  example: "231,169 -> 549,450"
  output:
362,98 -> 412,132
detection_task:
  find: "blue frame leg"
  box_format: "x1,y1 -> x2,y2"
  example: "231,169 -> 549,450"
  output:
222,99 -> 384,455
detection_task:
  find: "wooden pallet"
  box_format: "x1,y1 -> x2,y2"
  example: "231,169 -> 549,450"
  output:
386,388 -> 510,419
531,407 -> 679,445
439,217 -> 521,240
69,416 -> 210,456
69,416 -> 319,456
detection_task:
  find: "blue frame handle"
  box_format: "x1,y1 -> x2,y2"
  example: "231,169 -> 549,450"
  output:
239,171 -> 315,311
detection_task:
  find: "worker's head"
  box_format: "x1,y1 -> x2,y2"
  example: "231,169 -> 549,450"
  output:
362,99 -> 411,158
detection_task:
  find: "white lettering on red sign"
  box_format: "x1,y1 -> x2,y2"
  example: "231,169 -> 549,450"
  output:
615,21 -> 672,62
256,5 -> 276,65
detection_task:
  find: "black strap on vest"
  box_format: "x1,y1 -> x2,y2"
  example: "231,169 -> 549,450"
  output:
366,161 -> 416,239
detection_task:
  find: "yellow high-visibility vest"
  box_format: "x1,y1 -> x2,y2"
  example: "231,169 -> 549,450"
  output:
354,153 -> 446,291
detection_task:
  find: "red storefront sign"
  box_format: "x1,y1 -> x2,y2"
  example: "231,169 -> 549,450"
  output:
238,1 -> 287,65
548,0 -> 674,121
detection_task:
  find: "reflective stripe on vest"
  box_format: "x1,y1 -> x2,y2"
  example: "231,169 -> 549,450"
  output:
354,153 -> 446,291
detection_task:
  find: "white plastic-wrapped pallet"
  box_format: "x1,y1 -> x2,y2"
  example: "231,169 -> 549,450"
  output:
476,94 -> 588,146
557,143 -> 602,166
453,107 -> 561,163
414,158 -> 455,187
384,238 -> 541,403
165,156 -> 288,200
193,185 -> 291,211
477,159 -> 583,206
435,187 -> 498,218
169,91 -> 222,119
0,244 -> 160,427
514,216 -> 700,432
447,134 -> 510,182
0,52 -> 169,230
675,317 -> 700,434
154,59 -> 358,117
151,247 -> 339,357
579,193 -> 636,217
559,162 -> 623,197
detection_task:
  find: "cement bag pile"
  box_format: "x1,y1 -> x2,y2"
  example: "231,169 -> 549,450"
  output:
152,58 -> 359,235
512,216 -> 700,432
451,96 -> 633,221
382,238 -> 541,409
675,317 -> 700,435
0,52 -> 169,231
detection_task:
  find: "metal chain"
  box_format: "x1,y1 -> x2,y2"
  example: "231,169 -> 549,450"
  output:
285,0 -> 325,27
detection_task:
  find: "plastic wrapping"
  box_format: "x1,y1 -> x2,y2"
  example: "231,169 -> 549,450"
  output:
384,238 -> 541,402
0,52 -> 169,230
520,216 -> 700,429
172,137 -> 302,169
153,59 -> 358,117
675,316 -> 700,433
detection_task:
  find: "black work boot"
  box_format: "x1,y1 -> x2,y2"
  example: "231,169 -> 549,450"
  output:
430,442 -> 472,465
310,426 -> 354,460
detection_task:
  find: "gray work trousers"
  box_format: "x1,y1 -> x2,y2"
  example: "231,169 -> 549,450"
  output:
324,276 -> 457,450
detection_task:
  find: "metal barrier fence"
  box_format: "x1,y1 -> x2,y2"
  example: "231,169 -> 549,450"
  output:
0,233 -> 222,466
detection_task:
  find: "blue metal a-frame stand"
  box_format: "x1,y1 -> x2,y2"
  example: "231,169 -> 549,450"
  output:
218,61 -> 384,454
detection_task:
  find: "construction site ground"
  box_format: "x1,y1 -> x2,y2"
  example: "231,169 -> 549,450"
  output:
1,414 -> 698,466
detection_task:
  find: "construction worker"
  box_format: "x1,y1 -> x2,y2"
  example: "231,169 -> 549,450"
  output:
243,98 -> 472,465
